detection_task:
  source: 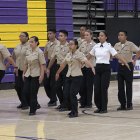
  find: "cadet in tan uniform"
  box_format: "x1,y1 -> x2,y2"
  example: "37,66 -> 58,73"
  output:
114,31 -> 140,111
87,31 -> 130,113
79,29 -> 96,108
44,29 -> 60,107
22,36 -> 46,115
55,39 -> 95,118
47,30 -> 69,111
0,45 -> 17,85
77,26 -> 87,46
12,32 -> 30,108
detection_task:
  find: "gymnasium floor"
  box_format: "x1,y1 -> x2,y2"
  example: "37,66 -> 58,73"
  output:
0,80 -> 140,140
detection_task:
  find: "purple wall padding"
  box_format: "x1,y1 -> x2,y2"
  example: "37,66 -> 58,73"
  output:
55,0 -> 74,39
0,0 -> 27,24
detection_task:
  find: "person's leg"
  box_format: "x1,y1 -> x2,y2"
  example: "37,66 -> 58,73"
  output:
86,68 -> 94,107
94,66 -> 101,111
29,77 -> 40,114
69,76 -> 82,118
100,65 -> 111,112
62,77 -> 71,110
124,63 -> 133,109
0,70 -> 5,90
43,74 -> 51,99
117,66 -> 126,109
79,67 -> 87,108
49,62 -> 57,104
21,77 -> 30,108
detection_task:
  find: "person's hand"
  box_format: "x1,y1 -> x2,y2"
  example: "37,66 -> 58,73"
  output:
14,67 -> 18,76
125,63 -> 131,71
132,60 -> 136,66
92,67 -> 96,75
46,68 -> 50,78
39,75 -> 44,84
55,73 -> 59,81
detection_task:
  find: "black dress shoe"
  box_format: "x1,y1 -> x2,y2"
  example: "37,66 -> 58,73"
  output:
21,106 -> 29,110
79,105 -> 85,108
59,108 -> 69,112
29,112 -> 36,116
37,104 -> 41,109
117,106 -> 126,111
17,104 -> 22,109
67,111 -> 73,116
94,109 -> 100,113
69,113 -> 78,118
127,106 -> 133,110
48,101 -> 57,107
55,105 -> 61,110
100,110 -> 108,114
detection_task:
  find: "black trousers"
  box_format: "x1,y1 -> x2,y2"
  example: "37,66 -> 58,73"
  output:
15,70 -> 24,104
117,62 -> 133,108
22,76 -> 40,113
64,76 -> 82,113
94,64 -> 111,111
55,64 -> 68,106
0,70 -> 5,83
80,67 -> 94,106
43,60 -> 57,102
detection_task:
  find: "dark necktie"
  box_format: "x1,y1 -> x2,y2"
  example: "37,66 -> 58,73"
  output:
100,45 -> 103,47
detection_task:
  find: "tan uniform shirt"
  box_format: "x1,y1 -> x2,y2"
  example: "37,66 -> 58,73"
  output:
114,41 -> 140,63
64,50 -> 87,77
77,37 -> 85,46
13,42 -> 30,71
44,39 -> 60,60
0,45 -> 11,70
79,40 -> 96,67
51,42 -> 69,65
24,47 -> 46,77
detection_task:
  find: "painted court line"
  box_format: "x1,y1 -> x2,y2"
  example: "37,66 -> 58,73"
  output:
0,118 -> 140,129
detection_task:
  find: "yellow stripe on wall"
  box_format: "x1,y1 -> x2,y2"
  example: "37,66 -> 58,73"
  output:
0,0 -> 47,48
27,1 -> 46,9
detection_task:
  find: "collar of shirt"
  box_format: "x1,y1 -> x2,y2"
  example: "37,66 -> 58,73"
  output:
20,42 -> 29,47
118,40 -> 129,47
60,42 -> 68,48
98,41 -> 110,47
29,47 -> 39,53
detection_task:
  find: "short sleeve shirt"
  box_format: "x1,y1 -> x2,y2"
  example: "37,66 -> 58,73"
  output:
90,42 -> 117,64
0,45 -> 11,70
24,47 -> 46,77
64,50 -> 87,77
114,41 -> 140,63
13,42 -> 30,71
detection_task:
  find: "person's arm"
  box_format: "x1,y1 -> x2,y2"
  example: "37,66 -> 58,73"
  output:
87,47 -> 95,60
84,59 -> 95,75
22,64 -> 28,81
132,50 -> 140,65
86,53 -> 93,60
46,56 -> 56,77
55,62 -> 67,81
114,54 -> 130,70
39,64 -> 45,84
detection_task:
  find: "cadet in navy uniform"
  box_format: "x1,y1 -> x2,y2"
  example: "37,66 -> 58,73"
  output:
79,29 -> 96,108
87,31 -> 130,113
47,30 -> 69,111
44,29 -> 60,107
114,31 -> 140,111
55,39 -> 95,118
